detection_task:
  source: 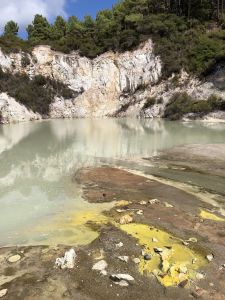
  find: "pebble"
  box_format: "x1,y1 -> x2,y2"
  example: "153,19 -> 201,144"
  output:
152,237 -> 158,243
115,280 -> 129,287
164,202 -> 174,208
206,254 -> 214,262
0,289 -> 8,298
116,209 -> 126,213
116,242 -> 123,248
139,201 -> 147,205
178,279 -> 188,288
182,241 -> 189,246
92,260 -> 108,272
192,258 -> 197,264
144,254 -> 152,261
100,270 -> 108,276
133,258 -> 141,264
118,256 -> 129,263
8,254 -> 21,263
196,272 -> 205,280
136,210 -> 143,215
119,214 -> 133,225
110,274 -> 134,282
55,249 -> 76,269
149,199 -> 160,205
187,237 -> 198,243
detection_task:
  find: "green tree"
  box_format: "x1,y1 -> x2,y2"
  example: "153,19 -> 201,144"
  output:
51,16 -> 67,40
27,14 -> 51,43
4,21 -> 19,37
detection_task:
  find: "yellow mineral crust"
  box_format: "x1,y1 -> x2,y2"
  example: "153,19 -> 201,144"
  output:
120,223 -> 207,287
200,210 -> 225,222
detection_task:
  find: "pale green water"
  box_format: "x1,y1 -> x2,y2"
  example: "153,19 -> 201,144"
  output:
0,119 -> 225,246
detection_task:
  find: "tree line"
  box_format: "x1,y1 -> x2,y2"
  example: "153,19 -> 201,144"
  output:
1,0 -> 225,76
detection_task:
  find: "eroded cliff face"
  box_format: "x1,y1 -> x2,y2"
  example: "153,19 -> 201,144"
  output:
0,39 -> 224,123
0,40 -> 161,122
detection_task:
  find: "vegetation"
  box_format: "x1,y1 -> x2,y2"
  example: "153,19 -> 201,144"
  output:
0,69 -> 75,115
1,1 -> 225,76
164,92 -> 225,120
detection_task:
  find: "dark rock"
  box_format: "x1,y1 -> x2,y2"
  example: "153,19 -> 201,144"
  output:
144,254 -> 152,261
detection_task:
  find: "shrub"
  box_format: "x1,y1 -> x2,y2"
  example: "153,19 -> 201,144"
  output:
21,54 -> 31,68
143,97 -> 156,109
164,93 -> 218,120
0,68 -> 75,115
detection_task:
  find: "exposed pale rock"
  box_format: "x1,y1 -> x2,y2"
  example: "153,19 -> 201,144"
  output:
0,40 -> 162,121
206,254 -> 214,262
55,248 -> 76,269
164,202 -> 174,208
110,274 -> 134,282
7,254 -> 21,263
118,256 -> 129,263
115,242 -> 124,248
0,289 -> 7,298
0,42 -> 224,122
92,260 -> 108,272
0,93 -> 40,124
133,258 -> 141,264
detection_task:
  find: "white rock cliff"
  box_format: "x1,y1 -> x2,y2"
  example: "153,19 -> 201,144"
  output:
0,39 -> 224,123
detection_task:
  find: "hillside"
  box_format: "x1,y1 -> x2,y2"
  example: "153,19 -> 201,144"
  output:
0,0 -> 225,123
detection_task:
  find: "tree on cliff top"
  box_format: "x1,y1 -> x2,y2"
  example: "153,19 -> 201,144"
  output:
27,14 -> 51,43
3,21 -> 19,37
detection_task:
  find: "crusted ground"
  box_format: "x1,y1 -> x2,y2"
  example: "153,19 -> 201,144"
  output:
0,165 -> 225,300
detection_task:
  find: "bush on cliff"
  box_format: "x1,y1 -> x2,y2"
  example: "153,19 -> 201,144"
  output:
0,69 -> 75,115
164,92 -> 225,120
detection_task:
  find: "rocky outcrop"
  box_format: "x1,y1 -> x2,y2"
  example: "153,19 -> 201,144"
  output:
0,40 -> 224,123
0,40 -> 162,122
0,93 -> 41,124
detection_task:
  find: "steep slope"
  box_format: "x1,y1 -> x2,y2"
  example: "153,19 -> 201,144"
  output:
0,39 -> 224,123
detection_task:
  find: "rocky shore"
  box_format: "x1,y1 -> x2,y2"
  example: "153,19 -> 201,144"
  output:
0,143 -> 225,300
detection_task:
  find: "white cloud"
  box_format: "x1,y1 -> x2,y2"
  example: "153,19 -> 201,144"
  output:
0,0 -> 68,31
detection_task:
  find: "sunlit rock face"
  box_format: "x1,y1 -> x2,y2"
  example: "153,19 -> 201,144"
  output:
0,93 -> 41,124
0,40 -> 162,121
0,39 -> 225,123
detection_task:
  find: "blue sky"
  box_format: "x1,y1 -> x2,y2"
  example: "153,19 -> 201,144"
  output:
66,0 -> 118,20
0,0 -> 119,37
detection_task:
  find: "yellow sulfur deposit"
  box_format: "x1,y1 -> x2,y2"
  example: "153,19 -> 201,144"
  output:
120,223 -> 207,287
29,204 -> 111,246
200,210 -> 225,222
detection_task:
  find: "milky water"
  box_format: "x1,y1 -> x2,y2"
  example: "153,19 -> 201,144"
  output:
0,119 -> 225,246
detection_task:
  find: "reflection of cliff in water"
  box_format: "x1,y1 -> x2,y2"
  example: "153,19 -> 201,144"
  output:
1,119 -> 225,246
1,119 -> 225,183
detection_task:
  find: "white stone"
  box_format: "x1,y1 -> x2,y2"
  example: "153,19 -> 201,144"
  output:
115,242 -> 124,248
111,274 -> 134,281
8,254 -> 21,263
206,254 -> 214,262
55,248 -> 76,269
0,289 -> 8,298
118,256 -> 129,263
133,258 -> 141,264
92,260 -> 108,271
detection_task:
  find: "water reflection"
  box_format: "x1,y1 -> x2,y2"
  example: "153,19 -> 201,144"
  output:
0,119 -> 225,245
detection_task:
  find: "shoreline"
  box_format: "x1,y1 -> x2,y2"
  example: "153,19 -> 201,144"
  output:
1,148 -> 225,299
